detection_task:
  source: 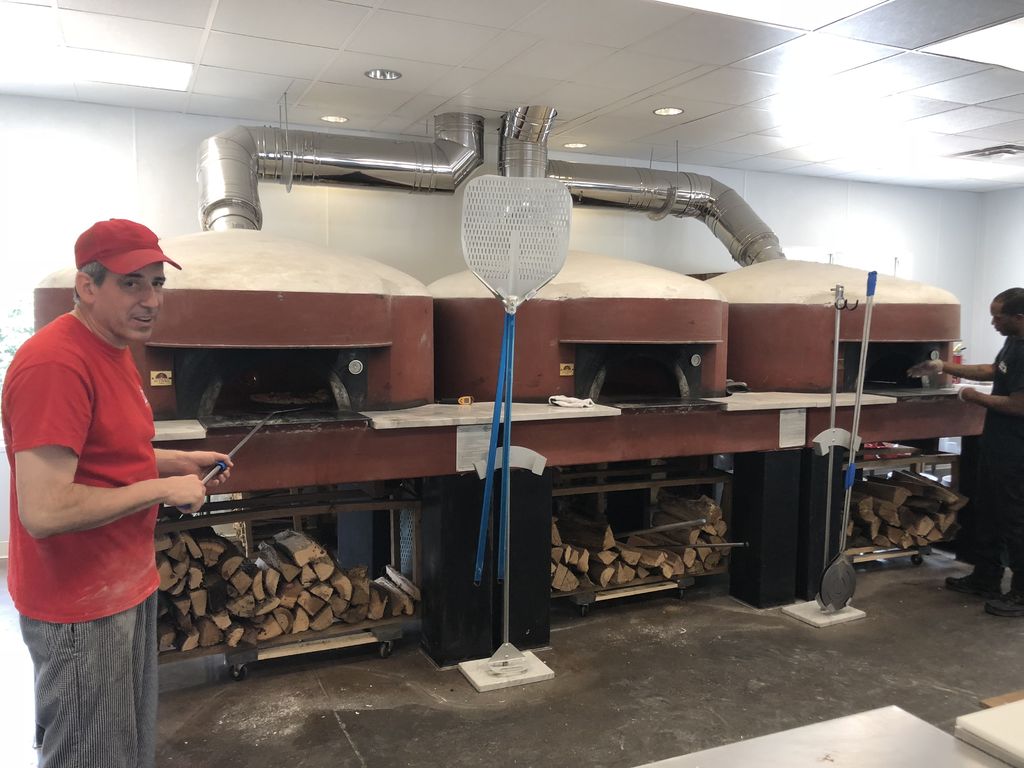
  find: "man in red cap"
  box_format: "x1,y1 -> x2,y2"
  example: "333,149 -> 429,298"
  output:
2,219 -> 234,768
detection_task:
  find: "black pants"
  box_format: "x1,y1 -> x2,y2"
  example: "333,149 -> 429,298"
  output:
972,454 -> 1024,591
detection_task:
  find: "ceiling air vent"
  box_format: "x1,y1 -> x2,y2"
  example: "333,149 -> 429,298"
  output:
951,144 -> 1024,160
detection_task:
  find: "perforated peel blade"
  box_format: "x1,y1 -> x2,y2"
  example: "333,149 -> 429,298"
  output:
461,175 -> 572,312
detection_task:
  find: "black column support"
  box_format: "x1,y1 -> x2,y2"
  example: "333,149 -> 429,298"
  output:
729,450 -> 802,608
795,447 -> 846,600
419,470 -> 552,668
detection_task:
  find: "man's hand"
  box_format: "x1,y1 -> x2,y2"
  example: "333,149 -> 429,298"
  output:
155,449 -> 233,486
907,359 -> 943,378
162,475 -> 209,512
958,387 -> 978,403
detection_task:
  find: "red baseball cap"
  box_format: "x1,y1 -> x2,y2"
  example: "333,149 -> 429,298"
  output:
75,219 -> 182,274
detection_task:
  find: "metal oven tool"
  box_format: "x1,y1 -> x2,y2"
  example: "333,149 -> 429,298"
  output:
460,174 -> 571,686
816,271 -> 877,613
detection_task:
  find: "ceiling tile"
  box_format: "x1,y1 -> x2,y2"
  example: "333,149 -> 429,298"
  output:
569,50 -> 708,91
660,67 -> 781,106
57,0 -> 210,27
346,10 -> 499,66
643,107 -> 777,146
212,0 -> 369,49
379,0 -> 546,29
631,12 -> 802,67
724,156 -> 810,172
827,52 -> 990,99
874,94 -> 966,120
320,53 -> 452,91
461,30 -> 540,71
383,91 -> 449,119
709,133 -> 804,155
202,32 -> 336,79
960,118 -> 1024,142
59,11 -> 202,61
0,80 -> 78,101
978,92 -> 1024,113
424,67 -> 489,98
908,104 -> 1024,133
917,131 -> 1011,154
502,39 -> 617,82
553,113 -> 685,142
820,0 -> 1024,49
192,66 -> 308,102
677,148 -> 751,167
734,33 -> 899,78
372,114 -> 420,135
769,144 -> 846,163
532,82 -> 635,121
908,68 -> 1024,105
298,81 -> 419,116
457,69 -> 561,104
513,0 -> 688,49
75,80 -> 188,111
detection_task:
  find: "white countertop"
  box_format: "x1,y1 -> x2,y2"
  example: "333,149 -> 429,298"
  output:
361,402 -> 621,430
703,391 -> 898,412
153,420 -> 207,441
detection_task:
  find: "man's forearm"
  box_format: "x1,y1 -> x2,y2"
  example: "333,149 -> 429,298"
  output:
963,389 -> 1024,417
944,361 -> 995,381
155,448 -> 189,477
19,478 -> 172,539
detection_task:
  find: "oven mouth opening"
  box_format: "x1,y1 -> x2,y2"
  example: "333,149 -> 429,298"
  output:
574,344 -> 705,405
175,348 -> 369,427
843,342 -> 945,393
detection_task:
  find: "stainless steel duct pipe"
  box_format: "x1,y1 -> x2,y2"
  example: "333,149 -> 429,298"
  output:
198,112 -> 485,231
499,106 -> 557,178
546,162 -> 785,266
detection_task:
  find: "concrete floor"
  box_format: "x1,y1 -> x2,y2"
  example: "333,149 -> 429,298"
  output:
3,553 -> 1024,768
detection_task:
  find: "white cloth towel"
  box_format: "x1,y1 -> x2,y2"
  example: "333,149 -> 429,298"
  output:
548,395 -> 594,408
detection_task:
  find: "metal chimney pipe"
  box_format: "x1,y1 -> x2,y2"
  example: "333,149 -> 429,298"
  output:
499,106 -> 557,178
546,161 -> 785,266
198,113 -> 485,231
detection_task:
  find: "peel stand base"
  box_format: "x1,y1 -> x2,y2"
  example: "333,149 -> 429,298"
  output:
782,600 -> 866,628
458,642 -> 554,692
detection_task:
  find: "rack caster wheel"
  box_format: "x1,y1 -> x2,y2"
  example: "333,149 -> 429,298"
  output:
911,554 -> 924,566
379,641 -> 394,659
229,664 -> 248,681
576,603 -> 590,617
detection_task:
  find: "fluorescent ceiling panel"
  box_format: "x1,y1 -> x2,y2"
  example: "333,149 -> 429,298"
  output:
922,18 -> 1024,73
66,49 -> 193,90
650,1 -> 885,30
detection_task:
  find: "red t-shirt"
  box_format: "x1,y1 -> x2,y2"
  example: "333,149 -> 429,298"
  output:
2,313 -> 159,622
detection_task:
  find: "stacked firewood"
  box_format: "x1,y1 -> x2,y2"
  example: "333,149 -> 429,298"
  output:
550,492 -> 730,592
154,528 -> 419,653
631,492 -> 731,576
846,470 -> 966,550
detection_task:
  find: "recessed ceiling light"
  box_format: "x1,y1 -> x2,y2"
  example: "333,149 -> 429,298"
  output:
650,1 -> 884,30
922,18 -> 1024,73
653,107 -> 684,116
320,115 -> 349,124
365,68 -> 402,81
563,142 -> 588,148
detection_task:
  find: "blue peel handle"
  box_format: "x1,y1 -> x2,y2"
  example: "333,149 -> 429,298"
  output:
844,463 -> 857,490
866,271 -> 877,297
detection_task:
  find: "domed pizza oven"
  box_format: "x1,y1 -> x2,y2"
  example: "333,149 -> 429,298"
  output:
34,230 -> 434,424
429,251 -> 728,404
708,260 -> 960,393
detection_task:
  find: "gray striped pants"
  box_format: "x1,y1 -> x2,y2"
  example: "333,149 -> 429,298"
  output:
20,592 -> 158,768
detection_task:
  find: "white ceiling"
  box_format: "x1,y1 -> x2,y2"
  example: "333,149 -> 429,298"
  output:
6,0 -> 1024,190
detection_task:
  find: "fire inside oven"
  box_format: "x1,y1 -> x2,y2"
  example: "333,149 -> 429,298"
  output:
573,344 -> 707,403
843,342 -> 945,391
173,348 -> 368,424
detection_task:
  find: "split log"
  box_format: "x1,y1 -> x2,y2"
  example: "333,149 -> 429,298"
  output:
225,623 -> 245,647
272,530 -> 328,567
587,562 -> 615,588
329,568 -> 354,602
614,543 -> 642,566
256,544 -> 301,582
297,590 -> 326,617
179,531 -> 203,560
347,566 -> 371,606
165,536 -> 188,562
310,605 -> 335,631
226,593 -> 256,618
157,618 -> 177,651
254,597 -> 281,616
375,577 -> 414,616
278,581 -> 304,610
552,563 -> 581,592
367,583 -> 388,620
154,532 -> 173,552
385,569 -> 419,606
209,610 -> 232,631
551,520 -> 562,547
299,564 -> 317,588
329,595 -> 351,619
556,514 -> 615,551
292,607 -> 310,634
189,589 -> 208,617
157,555 -> 176,591
341,604 -> 369,624
177,625 -> 200,652
272,607 -> 293,635
311,556 -> 335,582
859,481 -> 910,507
196,616 -> 223,647
256,616 -> 283,641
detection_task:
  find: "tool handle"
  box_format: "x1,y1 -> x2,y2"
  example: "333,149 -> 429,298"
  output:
866,270 -> 877,297
201,460 -> 229,485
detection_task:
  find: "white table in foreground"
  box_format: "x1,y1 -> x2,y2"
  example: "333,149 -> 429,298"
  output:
635,706 -> 1008,768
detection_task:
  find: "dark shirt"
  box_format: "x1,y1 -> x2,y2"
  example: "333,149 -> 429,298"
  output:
981,336 -> 1024,465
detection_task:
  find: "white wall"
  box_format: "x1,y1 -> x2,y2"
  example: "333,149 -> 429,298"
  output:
975,188 -> 1024,364
0,93 -> 999,552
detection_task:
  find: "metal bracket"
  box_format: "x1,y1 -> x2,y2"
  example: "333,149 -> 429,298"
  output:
473,446 -> 547,478
812,427 -> 859,456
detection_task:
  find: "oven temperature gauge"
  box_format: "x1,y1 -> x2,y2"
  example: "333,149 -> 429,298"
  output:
348,359 -> 365,375
689,353 -> 702,368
